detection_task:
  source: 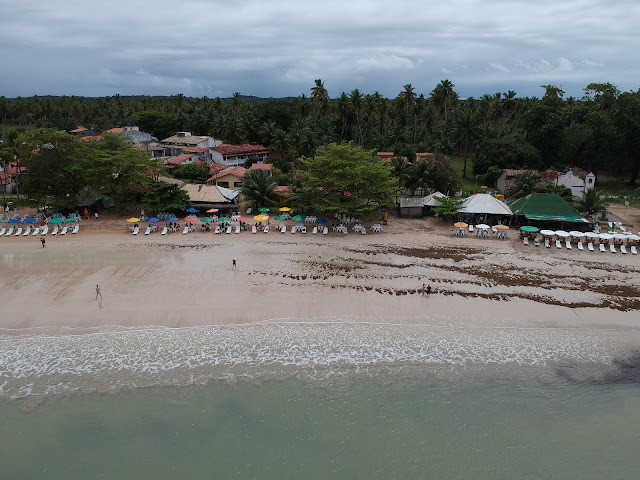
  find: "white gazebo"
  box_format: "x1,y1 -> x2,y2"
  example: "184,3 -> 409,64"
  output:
458,193 -> 513,223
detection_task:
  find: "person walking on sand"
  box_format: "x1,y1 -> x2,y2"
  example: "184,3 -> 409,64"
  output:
94,211 -> 99,220
232,259 -> 237,270
426,285 -> 432,295
421,284 -> 426,296
96,284 -> 102,299
40,237 -> 46,248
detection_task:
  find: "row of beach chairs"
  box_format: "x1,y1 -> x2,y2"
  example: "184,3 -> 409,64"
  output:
0,224 -> 79,237
523,236 -> 638,254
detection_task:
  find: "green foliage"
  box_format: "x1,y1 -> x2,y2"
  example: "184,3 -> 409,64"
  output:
291,143 -> 396,216
173,163 -> 210,182
508,170 -> 539,198
480,166 -> 503,188
473,135 -> 541,175
141,180 -> 191,212
241,170 -> 278,208
576,189 -> 609,218
535,183 -> 573,201
432,197 -> 463,219
430,154 -> 461,195
243,156 -> 260,168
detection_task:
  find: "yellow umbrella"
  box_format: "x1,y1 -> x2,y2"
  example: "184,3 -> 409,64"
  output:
207,208 -> 219,213
254,214 -> 269,221
127,217 -> 140,223
279,207 -> 291,212
454,222 -> 468,228
495,224 -> 509,230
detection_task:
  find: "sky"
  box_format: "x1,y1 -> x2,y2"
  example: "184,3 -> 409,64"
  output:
1,0 -> 639,100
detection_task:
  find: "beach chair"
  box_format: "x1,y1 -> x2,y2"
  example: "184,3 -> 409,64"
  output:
144,226 -> 151,235
469,225 -> 474,234
312,226 -> 317,234
534,237 -> 540,246
610,244 -> 616,253
264,225 -> 269,233
281,225 -> 287,233
631,246 -> 638,255
599,243 -> 606,252
620,245 -> 627,254
52,225 -> 59,235
214,225 -> 220,234
555,240 -> 562,249
0,227 -> 5,236
565,240 -> 572,250
577,241 -> 584,251
15,227 -> 22,236
544,238 -> 550,248
183,226 -> 189,234
132,226 -> 139,235
23,226 -> 32,236
361,227 -> 367,235
32,227 -> 39,235
587,242 -> 594,251
291,225 -> 296,234
301,226 -> 306,234
252,225 -> 257,234
323,227 -> 328,235
226,225 -> 232,234
72,224 -> 79,234
161,226 -> 167,235
523,236 -> 529,246
61,226 -> 68,235
6,226 -> 14,236
41,225 -> 48,235
235,225 -> 240,234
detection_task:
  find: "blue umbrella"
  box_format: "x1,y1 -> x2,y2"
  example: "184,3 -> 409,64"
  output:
23,218 -> 36,223
165,217 -> 178,221
316,218 -> 327,224
8,219 -> 19,224
146,217 -> 160,222
186,208 -> 198,213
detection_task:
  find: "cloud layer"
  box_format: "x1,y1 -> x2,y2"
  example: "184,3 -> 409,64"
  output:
1,0 -> 638,98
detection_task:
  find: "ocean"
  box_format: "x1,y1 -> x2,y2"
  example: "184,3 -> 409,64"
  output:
1,321 -> 639,479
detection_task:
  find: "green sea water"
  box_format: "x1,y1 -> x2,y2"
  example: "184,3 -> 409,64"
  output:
2,370 -> 639,480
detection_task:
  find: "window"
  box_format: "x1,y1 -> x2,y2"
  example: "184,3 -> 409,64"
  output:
218,181 -> 229,188
234,182 -> 242,188
588,178 -> 593,184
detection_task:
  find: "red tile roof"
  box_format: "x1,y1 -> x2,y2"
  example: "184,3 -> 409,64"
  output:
0,166 -> 26,185
104,127 -> 124,134
166,153 -> 195,166
70,126 -> 88,133
206,166 -> 247,183
183,146 -> 208,153
273,186 -> 291,195
207,162 -> 228,175
249,163 -> 273,171
210,144 -> 268,156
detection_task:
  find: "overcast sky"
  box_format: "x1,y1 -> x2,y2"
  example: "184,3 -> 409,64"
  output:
1,0 -> 638,99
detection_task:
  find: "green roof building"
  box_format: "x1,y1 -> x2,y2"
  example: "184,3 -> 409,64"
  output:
510,193 -> 587,223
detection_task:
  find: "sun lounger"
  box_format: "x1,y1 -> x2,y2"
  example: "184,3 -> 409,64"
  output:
281,225 -> 287,233
556,240 -> 562,249
235,225 -> 240,234
23,226 -> 32,236
361,227 -> 366,234
312,226 -> 317,234
469,225 -> 474,233
565,240 -> 572,250
534,237 -> 540,246
72,224 -> 79,234
226,225 -> 232,234
0,227 -> 5,236
291,225 -> 296,234
61,226 -> 68,235
52,225 -> 58,235
15,227 -> 22,236
144,226 -> 151,235
523,237 -> 529,245
132,226 -> 139,235
183,226 -> 189,234
631,246 -> 638,255
599,243 -> 606,252
610,244 -> 616,253
161,226 -> 167,235
264,226 -> 269,233
620,245 -> 627,254
577,241 -> 584,251
323,227 -> 328,235
587,242 -> 594,251
544,239 -> 550,248
32,227 -> 40,235
252,225 -> 257,234
215,225 -> 220,234
301,226 -> 306,234
6,226 -> 14,236
41,225 -> 48,235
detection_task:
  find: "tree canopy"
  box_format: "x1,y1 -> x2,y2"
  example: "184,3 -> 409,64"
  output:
290,143 -> 396,216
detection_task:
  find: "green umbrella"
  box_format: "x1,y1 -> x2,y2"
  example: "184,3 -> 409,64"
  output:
65,217 -> 77,222
292,215 -> 306,222
258,207 -> 270,212
218,217 -> 231,222
50,218 -> 64,224
274,215 -> 287,221
199,217 -> 212,222
520,226 -> 539,233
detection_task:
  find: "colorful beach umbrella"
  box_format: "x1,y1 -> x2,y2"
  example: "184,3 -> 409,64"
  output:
279,207 -> 291,212
23,218 -> 36,223
274,215 -> 287,221
237,216 -> 248,221
200,217 -> 212,222
126,217 -> 140,223
253,214 -> 269,222
146,217 -> 160,222
217,216 -> 231,222
316,218 -> 328,224
520,226 -> 539,233
206,208 -> 219,213
50,218 -> 64,224
258,207 -> 270,212
8,219 -> 20,224
165,217 -> 178,222
495,224 -> 509,230
185,216 -> 198,222
65,217 -> 77,222
453,222 -> 468,228
186,208 -> 198,213
291,215 -> 306,222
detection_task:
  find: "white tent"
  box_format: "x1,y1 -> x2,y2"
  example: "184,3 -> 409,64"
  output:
423,191 -> 448,207
459,193 -> 512,215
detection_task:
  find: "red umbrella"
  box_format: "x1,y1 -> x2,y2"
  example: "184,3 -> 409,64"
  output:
237,216 -> 248,221
185,216 -> 198,222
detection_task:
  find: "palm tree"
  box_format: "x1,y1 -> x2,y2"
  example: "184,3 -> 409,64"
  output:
391,157 -> 412,191
576,189 -> 608,219
410,161 -> 436,195
430,79 -> 458,122
241,170 -> 278,208
452,107 -> 482,177
508,171 -> 539,198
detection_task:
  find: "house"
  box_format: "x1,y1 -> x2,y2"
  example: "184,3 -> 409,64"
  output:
376,152 -> 396,163
554,171 -> 595,200
496,169 -> 561,194
161,132 -> 222,157
69,126 -> 96,138
0,165 -> 26,194
205,166 -> 248,190
415,153 -> 435,162
399,197 -> 426,217
207,144 -> 269,167
120,126 -> 157,144
249,163 -> 273,177
165,153 -> 199,171
133,142 -> 166,158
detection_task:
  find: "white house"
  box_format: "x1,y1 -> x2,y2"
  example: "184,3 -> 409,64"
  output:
161,132 -> 223,157
207,144 -> 269,166
554,171 -> 595,200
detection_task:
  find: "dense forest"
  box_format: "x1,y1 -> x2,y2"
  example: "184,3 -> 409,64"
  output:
1,80 -> 639,185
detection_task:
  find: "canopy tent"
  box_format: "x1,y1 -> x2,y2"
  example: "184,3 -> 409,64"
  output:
510,193 -> 587,223
458,194 -> 512,216
423,191 -> 448,207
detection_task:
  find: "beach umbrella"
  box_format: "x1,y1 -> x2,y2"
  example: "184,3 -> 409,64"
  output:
185,216 -> 198,222
23,218 -> 36,223
217,216 -> 231,222
612,233 -> 627,241
50,218 -> 64,224
186,208 -> 198,213
291,215 -> 306,222
599,233 -> 613,242
165,216 -> 178,222
237,216 -> 248,221
199,217 -> 212,223
495,224 -> 509,230
627,234 -> 640,241
569,231 -> 585,238
520,226 -> 539,233
274,215 -> 287,221
146,217 -> 160,222
584,232 -> 599,239
126,217 -> 140,223
279,207 -> 291,212
8,219 -> 20,224
206,208 -> 219,213
65,217 -> 77,222
316,218 -> 328,224
253,214 -> 269,222
453,222 -> 468,228
258,207 -> 270,213
554,230 -> 570,237
540,229 -> 555,236
476,223 -> 490,229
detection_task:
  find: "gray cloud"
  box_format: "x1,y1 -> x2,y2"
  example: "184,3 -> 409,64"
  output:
0,0 -> 638,99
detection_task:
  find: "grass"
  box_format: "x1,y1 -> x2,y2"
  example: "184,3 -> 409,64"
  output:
593,173 -> 640,209
446,154 -> 480,193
